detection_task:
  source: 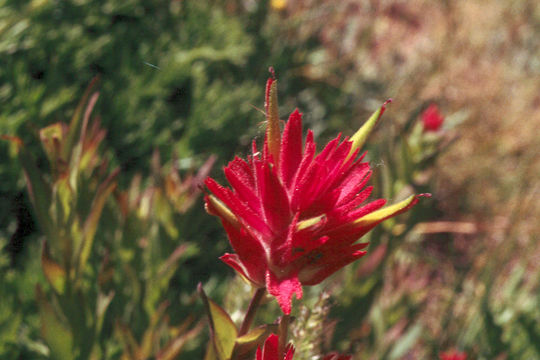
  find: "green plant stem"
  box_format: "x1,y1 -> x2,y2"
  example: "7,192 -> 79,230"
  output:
278,314 -> 290,357
239,287 -> 266,336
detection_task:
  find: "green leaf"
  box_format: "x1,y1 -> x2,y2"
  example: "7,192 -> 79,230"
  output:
141,301 -> 170,357
115,322 -> 142,359
232,324 -> 279,358
95,291 -> 114,337
388,323 -> 422,360
76,168 -> 118,276
2,136 -> 54,241
204,342 -> 218,360
199,284 -> 238,360
518,314 -> 540,355
41,241 -> 66,295
481,297 -> 506,356
36,285 -> 73,360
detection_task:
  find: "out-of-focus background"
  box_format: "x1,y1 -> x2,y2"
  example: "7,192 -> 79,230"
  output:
1,1 -> 539,359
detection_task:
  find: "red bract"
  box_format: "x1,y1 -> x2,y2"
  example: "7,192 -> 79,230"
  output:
421,104 -> 444,132
439,350 -> 467,360
205,76 -> 428,314
256,334 -> 295,360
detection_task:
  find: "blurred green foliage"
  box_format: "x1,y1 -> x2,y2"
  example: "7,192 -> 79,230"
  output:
1,0 -> 539,359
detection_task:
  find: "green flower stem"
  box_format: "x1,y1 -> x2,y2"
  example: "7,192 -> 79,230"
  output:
239,287 -> 266,336
278,314 -> 290,357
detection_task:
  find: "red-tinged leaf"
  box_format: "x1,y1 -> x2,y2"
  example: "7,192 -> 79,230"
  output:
76,168 -> 119,275
157,244 -> 188,281
198,284 -> 238,360
115,321 -> 143,359
39,123 -> 67,173
63,76 -> 100,159
36,285 -> 73,360
232,324 -> 279,358
141,301 -> 170,357
41,240 -> 66,294
156,321 -> 204,360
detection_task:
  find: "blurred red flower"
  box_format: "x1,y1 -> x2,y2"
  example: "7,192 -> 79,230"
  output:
205,77 -> 427,314
421,104 -> 444,132
256,334 -> 294,360
440,350 -> 467,360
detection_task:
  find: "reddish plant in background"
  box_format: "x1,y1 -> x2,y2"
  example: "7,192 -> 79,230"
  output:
439,349 -> 467,360
421,103 -> 445,132
205,74 -> 428,314
322,352 -> 353,360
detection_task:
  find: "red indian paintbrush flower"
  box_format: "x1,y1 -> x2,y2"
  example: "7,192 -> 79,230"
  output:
205,76 -> 429,314
256,334 -> 294,360
421,103 -> 444,132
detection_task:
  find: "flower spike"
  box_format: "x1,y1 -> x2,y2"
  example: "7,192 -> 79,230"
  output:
265,77 -> 281,167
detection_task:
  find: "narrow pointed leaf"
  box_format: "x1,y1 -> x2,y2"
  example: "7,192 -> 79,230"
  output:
204,342 -> 218,360
77,168 -> 119,275
232,324 -> 279,358
95,291 -> 114,336
41,241 -> 66,294
141,301 -> 170,357
115,322 -> 143,359
3,136 -> 54,240
199,284 -> 238,360
36,285 -> 73,360
157,321 -> 204,360
63,76 -> 100,159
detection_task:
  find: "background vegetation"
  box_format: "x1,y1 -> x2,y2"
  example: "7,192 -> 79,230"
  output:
1,0 -> 539,359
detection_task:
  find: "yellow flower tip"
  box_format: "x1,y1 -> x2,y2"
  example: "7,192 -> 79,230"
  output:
296,214 -> 326,231
347,99 -> 392,161
353,193 -> 430,227
205,195 -> 240,229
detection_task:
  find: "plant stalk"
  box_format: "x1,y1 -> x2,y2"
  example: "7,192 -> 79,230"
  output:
278,314 -> 290,357
239,287 -> 266,336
